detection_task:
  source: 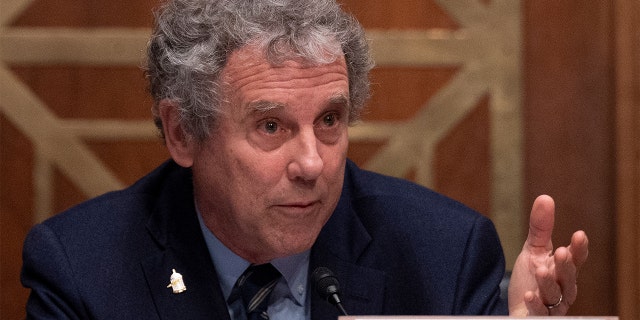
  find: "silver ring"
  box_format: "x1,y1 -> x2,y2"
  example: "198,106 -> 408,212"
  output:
546,294 -> 563,309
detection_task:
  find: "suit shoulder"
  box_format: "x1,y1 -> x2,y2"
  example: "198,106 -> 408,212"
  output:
38,160 -> 189,241
343,159 -> 482,223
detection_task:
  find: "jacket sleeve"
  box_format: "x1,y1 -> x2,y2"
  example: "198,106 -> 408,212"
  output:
452,214 -> 508,315
21,223 -> 88,320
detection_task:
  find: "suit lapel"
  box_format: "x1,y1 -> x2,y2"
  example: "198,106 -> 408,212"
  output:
138,161 -> 386,319
310,179 -> 386,319
141,249 -> 229,320
141,165 -> 231,320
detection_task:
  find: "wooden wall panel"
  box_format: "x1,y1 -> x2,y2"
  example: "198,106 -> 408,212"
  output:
12,0 -> 156,27
0,116 -> 35,317
435,98 -> 491,216
345,1 -> 527,267
614,0 -> 640,317
341,0 -> 459,29
10,66 -> 152,119
1,1 -> 164,318
524,0 -> 616,316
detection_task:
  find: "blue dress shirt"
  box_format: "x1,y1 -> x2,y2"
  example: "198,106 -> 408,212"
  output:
197,212 -> 310,320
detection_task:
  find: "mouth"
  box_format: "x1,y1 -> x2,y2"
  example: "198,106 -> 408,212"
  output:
272,201 -> 321,216
281,201 -> 316,207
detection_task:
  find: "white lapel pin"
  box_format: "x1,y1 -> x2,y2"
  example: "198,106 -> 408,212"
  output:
167,269 -> 187,294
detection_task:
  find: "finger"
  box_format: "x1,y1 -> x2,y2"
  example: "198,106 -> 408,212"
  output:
535,265 -> 573,315
535,265 -> 563,307
525,290 -> 570,316
524,291 -> 549,316
526,195 -> 555,250
554,246 -> 578,304
568,230 -> 589,267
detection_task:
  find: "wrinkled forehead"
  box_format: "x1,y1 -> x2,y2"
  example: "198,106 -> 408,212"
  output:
221,43 -> 348,82
241,36 -> 345,67
220,44 -> 348,91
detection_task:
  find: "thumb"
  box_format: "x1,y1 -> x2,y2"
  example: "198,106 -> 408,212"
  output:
527,194 -> 555,249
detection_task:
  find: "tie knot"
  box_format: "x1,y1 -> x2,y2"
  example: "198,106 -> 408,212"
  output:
231,263 -> 282,318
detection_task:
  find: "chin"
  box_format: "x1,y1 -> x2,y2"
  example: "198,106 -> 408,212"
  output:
271,233 -> 317,257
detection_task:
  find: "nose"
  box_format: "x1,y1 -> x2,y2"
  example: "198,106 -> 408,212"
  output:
287,129 -> 324,182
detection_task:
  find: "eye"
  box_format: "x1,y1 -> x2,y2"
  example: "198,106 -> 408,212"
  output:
314,111 -> 345,144
250,118 -> 289,151
322,113 -> 337,127
263,120 -> 278,134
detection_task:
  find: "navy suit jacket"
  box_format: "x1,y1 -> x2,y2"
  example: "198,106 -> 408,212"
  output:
22,159 -> 508,319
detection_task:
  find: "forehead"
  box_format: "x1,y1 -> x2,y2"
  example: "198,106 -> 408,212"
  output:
220,45 -> 349,96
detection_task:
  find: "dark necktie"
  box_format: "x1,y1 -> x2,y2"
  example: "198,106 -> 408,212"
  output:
229,263 -> 282,320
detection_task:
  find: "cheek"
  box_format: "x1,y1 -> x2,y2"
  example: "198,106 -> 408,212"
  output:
235,149 -> 287,183
321,137 -> 348,176
224,150 -> 288,206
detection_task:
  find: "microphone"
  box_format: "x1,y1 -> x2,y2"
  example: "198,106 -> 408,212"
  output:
312,267 -> 349,316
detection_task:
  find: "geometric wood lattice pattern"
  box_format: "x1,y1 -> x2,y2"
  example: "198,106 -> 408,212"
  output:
0,0 -> 524,265
359,1 -> 524,264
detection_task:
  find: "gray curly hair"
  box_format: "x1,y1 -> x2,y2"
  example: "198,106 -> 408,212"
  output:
145,0 -> 374,142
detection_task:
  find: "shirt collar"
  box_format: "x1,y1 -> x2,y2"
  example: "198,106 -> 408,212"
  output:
196,210 -> 309,306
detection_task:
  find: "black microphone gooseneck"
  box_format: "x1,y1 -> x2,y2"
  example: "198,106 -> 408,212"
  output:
312,267 -> 349,316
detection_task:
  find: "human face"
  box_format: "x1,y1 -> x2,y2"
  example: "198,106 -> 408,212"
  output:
192,46 -> 350,264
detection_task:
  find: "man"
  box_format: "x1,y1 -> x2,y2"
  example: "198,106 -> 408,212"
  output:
21,0 -> 588,319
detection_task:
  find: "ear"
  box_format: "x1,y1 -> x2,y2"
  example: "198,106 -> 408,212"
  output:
158,99 -> 195,168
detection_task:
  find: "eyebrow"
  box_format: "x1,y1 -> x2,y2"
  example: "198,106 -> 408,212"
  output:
245,93 -> 351,114
328,94 -> 351,110
246,100 -> 284,114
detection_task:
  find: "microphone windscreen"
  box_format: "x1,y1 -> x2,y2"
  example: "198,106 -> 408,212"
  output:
312,267 -> 340,298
